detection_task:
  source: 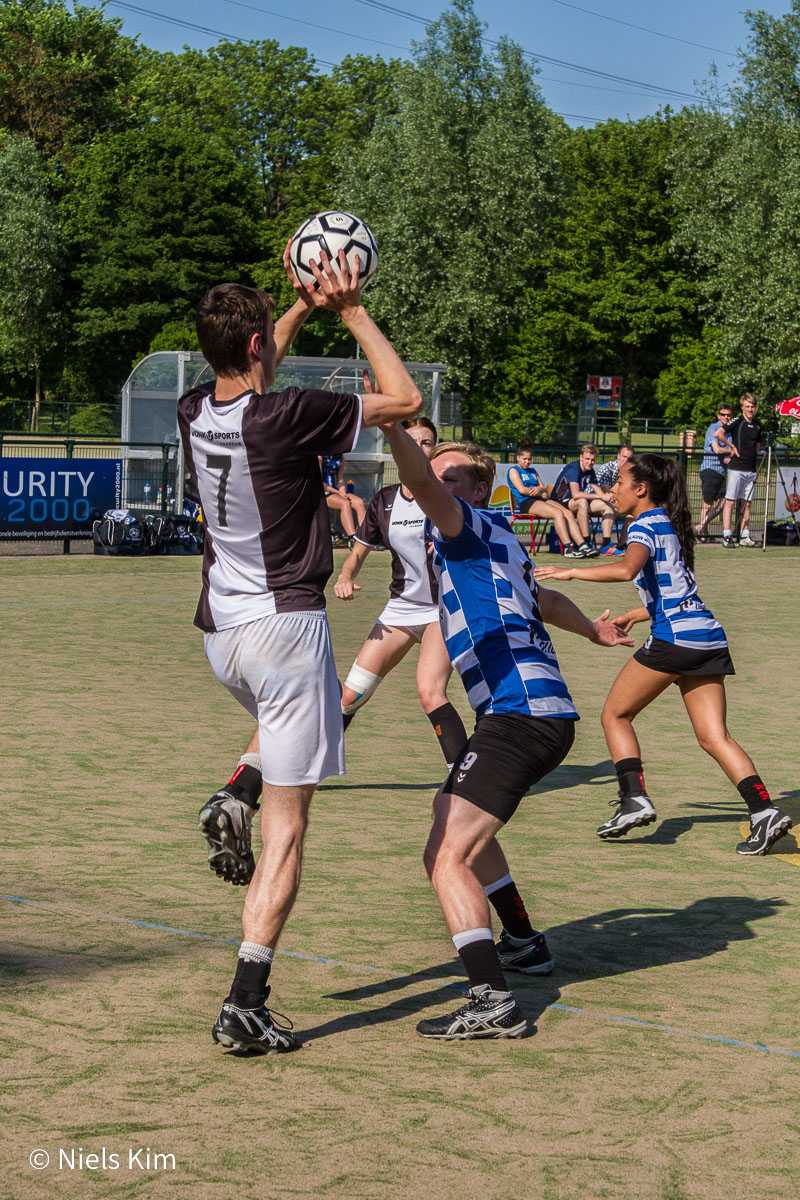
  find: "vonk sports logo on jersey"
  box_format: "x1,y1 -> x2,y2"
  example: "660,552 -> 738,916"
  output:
190,429 -> 241,443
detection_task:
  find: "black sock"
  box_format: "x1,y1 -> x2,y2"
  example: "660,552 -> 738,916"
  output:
228,957 -> 271,1008
601,537 -> 611,547
426,703 -> 468,765
487,881 -> 534,939
736,774 -> 773,814
342,711 -> 355,731
615,757 -> 646,798
457,938 -> 507,993
225,764 -> 261,808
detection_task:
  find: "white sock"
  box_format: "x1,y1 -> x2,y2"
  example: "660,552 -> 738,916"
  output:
723,529 -> 732,538
741,529 -> 750,539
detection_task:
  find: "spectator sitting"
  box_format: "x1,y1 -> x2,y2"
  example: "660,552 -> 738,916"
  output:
507,438 -> 587,558
591,443 -> 634,554
551,444 -> 616,556
321,453 -> 367,547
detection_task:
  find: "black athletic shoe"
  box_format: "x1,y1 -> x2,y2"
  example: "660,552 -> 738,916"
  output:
722,536 -> 738,549
416,984 -> 526,1041
597,792 -> 657,839
198,790 -> 258,885
496,929 -> 554,975
736,807 -> 793,856
212,988 -> 296,1054
577,542 -> 599,558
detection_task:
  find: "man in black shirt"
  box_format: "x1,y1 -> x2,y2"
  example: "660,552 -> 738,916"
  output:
722,394 -> 762,547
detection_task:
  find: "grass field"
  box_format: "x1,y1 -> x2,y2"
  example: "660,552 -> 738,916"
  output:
1,545 -> 799,1200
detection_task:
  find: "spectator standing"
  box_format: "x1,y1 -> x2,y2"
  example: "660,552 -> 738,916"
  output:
696,405 -> 736,541
721,395 -> 762,548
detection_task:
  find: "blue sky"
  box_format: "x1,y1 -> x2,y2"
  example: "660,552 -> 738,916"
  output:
100,0 -> 792,125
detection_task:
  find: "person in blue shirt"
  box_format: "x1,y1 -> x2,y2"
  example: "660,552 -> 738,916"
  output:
507,438 -> 587,557
696,404 -> 735,540
320,452 -> 366,545
535,452 -> 792,857
551,445 -> 616,553
382,421 -> 632,1042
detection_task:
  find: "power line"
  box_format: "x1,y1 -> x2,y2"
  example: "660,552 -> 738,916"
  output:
351,0 -> 709,105
219,0 -> 410,54
542,0 -> 736,58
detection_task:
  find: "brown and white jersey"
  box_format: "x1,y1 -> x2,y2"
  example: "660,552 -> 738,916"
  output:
178,384 -> 362,631
355,484 -> 438,607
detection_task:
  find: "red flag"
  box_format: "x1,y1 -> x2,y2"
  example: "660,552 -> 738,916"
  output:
775,398 -> 800,418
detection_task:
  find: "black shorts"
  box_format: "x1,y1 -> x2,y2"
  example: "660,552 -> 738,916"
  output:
699,469 -> 725,504
443,712 -> 576,823
633,636 -> 735,679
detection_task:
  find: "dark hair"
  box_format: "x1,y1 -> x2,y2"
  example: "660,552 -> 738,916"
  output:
628,453 -> 696,571
196,283 -> 275,376
516,437 -> 533,453
402,416 -> 437,443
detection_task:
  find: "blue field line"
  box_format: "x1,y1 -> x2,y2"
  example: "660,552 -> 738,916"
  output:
4,892 -> 798,1061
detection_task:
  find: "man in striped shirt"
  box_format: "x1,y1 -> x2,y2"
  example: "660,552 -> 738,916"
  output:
381,424 -> 633,1042
179,246 -> 422,1055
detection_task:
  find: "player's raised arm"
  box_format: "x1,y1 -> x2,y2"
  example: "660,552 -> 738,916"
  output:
285,241 -> 422,425
382,422 -> 465,538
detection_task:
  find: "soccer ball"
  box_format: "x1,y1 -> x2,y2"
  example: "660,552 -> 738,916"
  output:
289,211 -> 378,289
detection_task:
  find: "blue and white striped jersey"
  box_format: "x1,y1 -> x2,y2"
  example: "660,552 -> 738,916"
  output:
427,499 -> 578,720
626,508 -> 727,649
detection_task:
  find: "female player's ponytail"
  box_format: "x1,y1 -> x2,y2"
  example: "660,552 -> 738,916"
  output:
628,453 -> 696,572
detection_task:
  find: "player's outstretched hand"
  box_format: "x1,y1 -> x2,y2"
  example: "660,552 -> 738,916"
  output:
334,577 -> 361,601
534,564 -> 573,582
285,240 -> 362,313
610,606 -> 649,633
592,609 -> 635,647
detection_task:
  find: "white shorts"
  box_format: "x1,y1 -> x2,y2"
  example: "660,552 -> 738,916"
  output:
725,470 -> 757,502
376,598 -> 440,643
204,611 -> 344,787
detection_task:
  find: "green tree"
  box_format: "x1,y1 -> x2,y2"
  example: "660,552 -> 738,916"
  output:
490,113 -> 700,436
673,2 -> 800,403
140,44 -> 401,355
655,328 -> 731,429
339,0 -> 559,422
0,0 -> 142,169
63,123 -> 259,400
0,133 -> 65,429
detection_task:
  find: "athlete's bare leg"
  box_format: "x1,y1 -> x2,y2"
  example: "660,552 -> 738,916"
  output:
241,783 -> 316,946
600,657 -> 677,762
416,621 -> 454,713
678,676 -> 758,784
340,623 -> 416,709
423,790 -> 504,935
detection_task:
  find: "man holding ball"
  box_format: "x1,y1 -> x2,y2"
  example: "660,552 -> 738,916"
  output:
179,238 -> 422,1054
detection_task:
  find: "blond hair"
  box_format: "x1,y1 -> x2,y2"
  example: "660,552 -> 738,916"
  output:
430,441 -> 496,493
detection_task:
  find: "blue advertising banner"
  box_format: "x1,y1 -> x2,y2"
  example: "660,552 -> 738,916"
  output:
0,458 -> 122,540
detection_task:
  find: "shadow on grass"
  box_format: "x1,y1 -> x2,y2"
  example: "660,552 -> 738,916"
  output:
298,894 -> 787,1043
527,759 -> 616,795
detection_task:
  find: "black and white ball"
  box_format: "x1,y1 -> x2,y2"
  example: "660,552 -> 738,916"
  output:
289,211 -> 378,289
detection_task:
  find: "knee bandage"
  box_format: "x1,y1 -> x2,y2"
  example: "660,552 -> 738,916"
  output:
342,662 -> 383,716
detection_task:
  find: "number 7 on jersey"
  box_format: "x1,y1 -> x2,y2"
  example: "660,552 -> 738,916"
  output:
206,453 -> 232,527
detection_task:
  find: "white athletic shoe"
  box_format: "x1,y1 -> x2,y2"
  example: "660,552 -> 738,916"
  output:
597,793 -> 657,839
739,535 -> 758,547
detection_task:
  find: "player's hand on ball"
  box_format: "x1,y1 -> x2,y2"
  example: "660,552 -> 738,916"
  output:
592,609 -> 635,647
308,248 -> 362,312
534,564 -> 573,581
